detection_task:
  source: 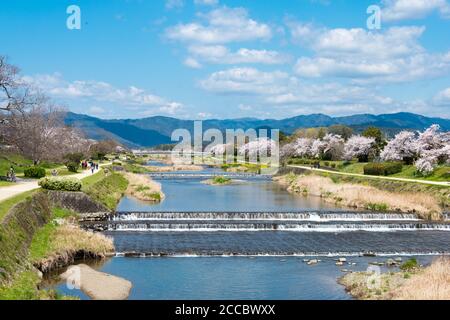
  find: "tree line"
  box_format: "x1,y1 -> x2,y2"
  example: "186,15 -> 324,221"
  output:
0,56 -> 120,168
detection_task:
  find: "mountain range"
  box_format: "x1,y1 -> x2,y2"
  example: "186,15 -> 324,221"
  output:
65,112 -> 450,148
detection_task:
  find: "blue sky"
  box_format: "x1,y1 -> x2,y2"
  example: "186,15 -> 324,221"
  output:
1,0 -> 450,119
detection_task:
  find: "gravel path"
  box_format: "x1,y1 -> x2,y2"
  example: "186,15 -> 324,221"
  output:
0,167 -> 104,202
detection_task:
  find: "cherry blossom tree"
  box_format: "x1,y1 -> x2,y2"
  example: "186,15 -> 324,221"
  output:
414,125 -> 450,174
210,143 -> 228,156
310,134 -> 344,160
380,131 -> 418,164
344,135 -> 376,162
238,138 -> 277,160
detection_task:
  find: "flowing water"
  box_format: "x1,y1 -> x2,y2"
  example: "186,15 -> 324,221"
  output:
55,163 -> 450,300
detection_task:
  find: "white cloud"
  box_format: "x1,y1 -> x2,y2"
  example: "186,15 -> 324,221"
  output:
165,6 -> 272,44
89,106 -> 106,115
289,24 -> 425,59
381,0 -> 450,22
194,0 -> 218,6
199,67 -> 402,116
23,73 -> 184,115
200,67 -> 290,95
166,0 -> 184,10
187,45 -> 288,65
434,87 -> 450,105
184,57 -> 203,68
288,23 -> 450,83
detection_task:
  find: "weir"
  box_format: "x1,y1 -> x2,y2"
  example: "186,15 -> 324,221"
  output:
147,173 -> 272,179
112,211 -> 421,221
82,210 -> 450,232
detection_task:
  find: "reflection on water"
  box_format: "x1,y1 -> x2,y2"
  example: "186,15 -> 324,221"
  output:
117,178 -> 340,212
52,256 -> 435,300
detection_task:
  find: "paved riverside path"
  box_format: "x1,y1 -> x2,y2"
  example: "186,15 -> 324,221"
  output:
287,165 -> 450,187
0,165 -> 108,202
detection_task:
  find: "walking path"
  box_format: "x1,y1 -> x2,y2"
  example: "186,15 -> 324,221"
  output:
287,165 -> 450,187
0,165 -> 107,202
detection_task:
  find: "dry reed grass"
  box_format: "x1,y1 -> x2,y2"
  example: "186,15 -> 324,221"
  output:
392,258 -> 450,300
124,172 -> 165,202
35,225 -> 114,273
276,174 -> 442,219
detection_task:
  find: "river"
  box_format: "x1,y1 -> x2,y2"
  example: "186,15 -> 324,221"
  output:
52,162 -> 450,300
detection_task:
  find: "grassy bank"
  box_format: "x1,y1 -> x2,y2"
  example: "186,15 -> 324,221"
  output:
124,172 -> 164,202
204,176 -> 232,186
0,190 -> 38,222
83,171 -> 128,210
275,174 -> 443,220
0,207 -> 113,300
0,152 -> 63,178
287,158 -> 450,182
339,258 -> 450,300
317,171 -> 450,212
30,208 -> 114,273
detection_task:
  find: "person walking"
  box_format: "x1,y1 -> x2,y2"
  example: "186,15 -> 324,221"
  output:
8,166 -> 16,182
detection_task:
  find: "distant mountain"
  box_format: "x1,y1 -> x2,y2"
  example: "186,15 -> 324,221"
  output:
65,112 -> 450,148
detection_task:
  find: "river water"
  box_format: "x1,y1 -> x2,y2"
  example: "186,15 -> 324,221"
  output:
54,163 -> 450,300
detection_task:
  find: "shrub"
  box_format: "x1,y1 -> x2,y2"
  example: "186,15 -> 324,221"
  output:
331,163 -> 337,168
400,258 -> 418,271
324,162 -> 330,167
212,176 -> 231,184
364,162 -> 403,176
66,162 -> 79,173
38,177 -> 82,191
63,153 -> 84,163
24,166 -> 46,179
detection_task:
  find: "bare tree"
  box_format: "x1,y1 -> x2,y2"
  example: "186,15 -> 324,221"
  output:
0,56 -> 38,124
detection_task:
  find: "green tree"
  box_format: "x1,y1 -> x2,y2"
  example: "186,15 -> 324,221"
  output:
328,125 -> 353,140
362,126 -> 386,155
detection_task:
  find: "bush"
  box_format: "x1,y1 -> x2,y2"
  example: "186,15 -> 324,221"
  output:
38,177 -> 82,191
400,258 -> 418,271
364,162 -> 403,176
63,152 -> 84,163
24,166 -> 46,179
66,162 -> 79,173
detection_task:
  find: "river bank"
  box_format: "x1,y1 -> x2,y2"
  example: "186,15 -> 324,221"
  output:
0,171 -> 134,300
339,258 -> 450,300
124,172 -> 165,202
274,173 -> 445,220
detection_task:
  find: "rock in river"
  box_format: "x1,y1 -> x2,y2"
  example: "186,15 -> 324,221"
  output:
60,264 -> 132,300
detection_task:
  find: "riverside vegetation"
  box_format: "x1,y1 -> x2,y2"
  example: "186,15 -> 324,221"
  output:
339,258 -> 450,300
0,168 -> 138,299
275,173 -> 445,220
124,172 -> 165,202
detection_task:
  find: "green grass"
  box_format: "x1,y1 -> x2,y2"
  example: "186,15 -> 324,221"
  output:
0,153 -> 66,178
145,192 -> 161,201
28,208 -> 75,263
0,208 -> 78,300
0,190 -> 39,222
0,181 -> 13,187
0,270 -> 43,300
391,165 -> 450,182
83,172 -> 128,210
123,162 -> 150,174
81,170 -> 106,191
287,157 -> 450,182
212,176 -> 232,185
0,153 -> 33,176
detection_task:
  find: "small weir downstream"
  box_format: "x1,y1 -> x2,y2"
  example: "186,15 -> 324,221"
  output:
60,163 -> 450,299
